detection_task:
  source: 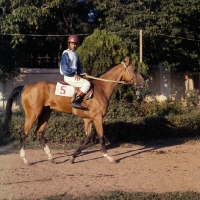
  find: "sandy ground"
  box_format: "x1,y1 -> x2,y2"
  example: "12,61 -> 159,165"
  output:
0,142 -> 200,199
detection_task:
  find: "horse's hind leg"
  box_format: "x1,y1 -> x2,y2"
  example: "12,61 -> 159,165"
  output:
69,118 -> 93,164
35,107 -> 53,162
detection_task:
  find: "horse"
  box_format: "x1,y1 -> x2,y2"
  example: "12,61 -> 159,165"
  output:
2,57 -> 144,164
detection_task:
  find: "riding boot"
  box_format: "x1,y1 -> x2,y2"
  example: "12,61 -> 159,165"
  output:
70,90 -> 87,110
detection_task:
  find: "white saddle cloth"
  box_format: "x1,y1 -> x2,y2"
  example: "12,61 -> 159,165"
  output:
55,82 -> 75,97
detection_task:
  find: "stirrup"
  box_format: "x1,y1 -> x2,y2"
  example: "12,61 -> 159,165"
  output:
70,102 -> 88,110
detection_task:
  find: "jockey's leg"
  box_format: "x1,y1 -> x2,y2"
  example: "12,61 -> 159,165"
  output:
70,79 -> 90,109
64,75 -> 90,109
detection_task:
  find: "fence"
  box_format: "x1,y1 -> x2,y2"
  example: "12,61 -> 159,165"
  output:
1,48 -> 60,69
24,54 -> 61,68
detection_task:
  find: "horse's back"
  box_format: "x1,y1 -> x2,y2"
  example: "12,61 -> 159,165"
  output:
21,81 -> 55,108
22,81 -> 74,113
23,81 -> 56,97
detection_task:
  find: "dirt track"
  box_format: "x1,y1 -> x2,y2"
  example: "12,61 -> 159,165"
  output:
0,142 -> 200,199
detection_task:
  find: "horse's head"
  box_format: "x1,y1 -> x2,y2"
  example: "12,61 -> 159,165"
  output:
121,57 -> 144,87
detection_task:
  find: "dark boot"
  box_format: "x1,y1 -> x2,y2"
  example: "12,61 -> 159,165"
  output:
70,91 -> 88,110
70,94 -> 83,109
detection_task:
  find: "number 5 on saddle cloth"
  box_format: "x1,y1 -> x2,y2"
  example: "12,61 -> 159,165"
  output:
55,81 -> 93,99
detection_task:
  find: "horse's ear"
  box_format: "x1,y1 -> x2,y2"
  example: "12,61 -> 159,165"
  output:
124,56 -> 131,66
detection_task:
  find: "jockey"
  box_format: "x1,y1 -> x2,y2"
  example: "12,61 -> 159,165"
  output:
60,34 -> 91,109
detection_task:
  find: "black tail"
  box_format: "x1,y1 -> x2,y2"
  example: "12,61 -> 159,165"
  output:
2,86 -> 25,136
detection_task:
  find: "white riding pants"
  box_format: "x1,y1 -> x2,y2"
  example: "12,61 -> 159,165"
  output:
64,76 -> 90,94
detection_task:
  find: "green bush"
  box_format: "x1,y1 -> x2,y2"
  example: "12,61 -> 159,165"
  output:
106,99 -> 187,118
0,112 -> 87,147
77,29 -> 148,77
0,100 -> 200,147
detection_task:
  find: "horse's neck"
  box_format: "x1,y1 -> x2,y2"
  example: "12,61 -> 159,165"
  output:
97,64 -> 123,99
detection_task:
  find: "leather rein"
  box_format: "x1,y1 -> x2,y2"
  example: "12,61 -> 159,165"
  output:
85,61 -> 135,85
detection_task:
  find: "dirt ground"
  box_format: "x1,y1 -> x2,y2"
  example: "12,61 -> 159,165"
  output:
0,141 -> 200,200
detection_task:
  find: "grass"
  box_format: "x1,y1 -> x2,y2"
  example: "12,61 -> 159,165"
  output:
43,191 -> 200,200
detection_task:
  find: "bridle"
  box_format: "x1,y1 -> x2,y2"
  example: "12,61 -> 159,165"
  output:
121,61 -> 136,85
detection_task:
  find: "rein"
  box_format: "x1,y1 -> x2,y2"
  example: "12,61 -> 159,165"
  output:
86,75 -> 125,84
84,61 -> 132,84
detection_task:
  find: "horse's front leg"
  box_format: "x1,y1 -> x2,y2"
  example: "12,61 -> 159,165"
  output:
69,118 -> 92,164
94,117 -> 116,163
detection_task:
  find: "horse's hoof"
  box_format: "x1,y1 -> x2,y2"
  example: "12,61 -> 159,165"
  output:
110,159 -> 117,164
48,158 -> 54,163
108,158 -> 117,164
69,156 -> 75,164
24,161 -> 31,165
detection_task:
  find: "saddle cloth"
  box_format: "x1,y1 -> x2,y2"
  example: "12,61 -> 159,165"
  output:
55,81 -> 93,99
55,82 -> 75,97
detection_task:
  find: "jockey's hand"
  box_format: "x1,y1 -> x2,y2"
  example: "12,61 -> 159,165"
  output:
74,74 -> 81,81
74,73 -> 87,81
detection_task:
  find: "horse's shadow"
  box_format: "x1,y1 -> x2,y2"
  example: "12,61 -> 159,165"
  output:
54,148 -> 101,164
26,141 -> 181,165
55,143 -> 158,164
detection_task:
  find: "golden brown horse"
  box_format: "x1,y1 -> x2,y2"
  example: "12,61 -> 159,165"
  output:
3,58 -> 144,164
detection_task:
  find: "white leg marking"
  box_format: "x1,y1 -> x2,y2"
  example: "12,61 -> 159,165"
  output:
44,145 -> 53,160
20,148 -> 29,164
103,153 -> 115,163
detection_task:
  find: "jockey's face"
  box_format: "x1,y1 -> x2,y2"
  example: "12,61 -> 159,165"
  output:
69,42 -> 78,51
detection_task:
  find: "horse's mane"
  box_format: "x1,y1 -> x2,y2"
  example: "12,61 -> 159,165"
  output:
97,55 -> 132,77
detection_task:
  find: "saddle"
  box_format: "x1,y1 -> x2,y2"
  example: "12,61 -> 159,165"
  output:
58,80 -> 93,99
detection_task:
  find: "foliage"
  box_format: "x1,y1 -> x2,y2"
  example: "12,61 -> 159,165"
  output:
106,98 -> 187,119
77,29 -> 128,76
1,100 -> 200,146
0,0 -> 98,81
185,89 -> 199,108
0,0 -> 97,47
94,0 -> 200,72
44,190 -> 200,200
0,111 -> 87,146
77,29 -> 148,77
1,0 -> 200,82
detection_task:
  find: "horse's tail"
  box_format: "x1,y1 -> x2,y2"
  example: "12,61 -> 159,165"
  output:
2,86 -> 25,136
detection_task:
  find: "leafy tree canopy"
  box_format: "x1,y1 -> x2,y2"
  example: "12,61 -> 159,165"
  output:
94,0 -> 200,72
0,0 -> 97,82
1,0 -> 199,83
0,0 -> 97,47
77,29 -> 148,77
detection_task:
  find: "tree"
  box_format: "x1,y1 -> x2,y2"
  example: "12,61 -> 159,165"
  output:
77,29 -> 148,103
0,0 -> 97,47
77,29 -> 147,77
94,0 -> 200,72
0,0 -> 98,82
